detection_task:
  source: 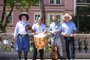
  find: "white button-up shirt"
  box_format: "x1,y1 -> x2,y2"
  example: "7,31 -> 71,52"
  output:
13,21 -> 30,37
32,23 -> 46,33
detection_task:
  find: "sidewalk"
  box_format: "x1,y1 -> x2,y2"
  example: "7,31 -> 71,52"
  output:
0,51 -> 90,59
21,59 -> 90,60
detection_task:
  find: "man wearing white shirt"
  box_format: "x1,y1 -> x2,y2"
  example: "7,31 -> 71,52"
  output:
13,14 -> 30,60
32,17 -> 46,60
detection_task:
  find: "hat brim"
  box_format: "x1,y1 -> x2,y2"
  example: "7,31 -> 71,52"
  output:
19,14 -> 29,21
63,14 -> 72,20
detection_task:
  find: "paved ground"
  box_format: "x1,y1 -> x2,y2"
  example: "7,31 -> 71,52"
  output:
0,51 -> 90,59
22,59 -> 90,60
0,51 -> 90,60
1,58 -> 90,60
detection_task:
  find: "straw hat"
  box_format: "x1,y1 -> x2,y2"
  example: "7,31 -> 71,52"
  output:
19,14 -> 29,21
63,13 -> 72,20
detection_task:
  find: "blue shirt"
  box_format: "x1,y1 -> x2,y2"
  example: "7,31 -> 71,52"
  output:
13,21 -> 30,37
49,22 -> 61,39
61,21 -> 77,35
32,23 -> 46,33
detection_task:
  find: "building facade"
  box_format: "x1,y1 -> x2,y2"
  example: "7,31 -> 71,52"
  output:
0,0 -> 75,32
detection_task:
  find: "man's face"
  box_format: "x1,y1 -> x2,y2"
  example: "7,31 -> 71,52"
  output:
38,19 -> 43,25
64,16 -> 70,22
52,16 -> 57,22
21,16 -> 27,22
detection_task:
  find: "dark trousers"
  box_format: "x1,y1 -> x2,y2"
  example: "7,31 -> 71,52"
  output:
33,44 -> 44,60
18,51 -> 28,60
17,34 -> 29,60
64,37 -> 75,60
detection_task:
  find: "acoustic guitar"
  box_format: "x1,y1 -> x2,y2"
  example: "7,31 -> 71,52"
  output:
51,36 -> 58,60
51,45 -> 58,60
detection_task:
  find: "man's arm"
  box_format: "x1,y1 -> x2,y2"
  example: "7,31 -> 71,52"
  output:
13,23 -> 18,42
61,32 -> 76,37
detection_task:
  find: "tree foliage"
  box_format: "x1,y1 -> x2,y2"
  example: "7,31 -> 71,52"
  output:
0,0 -> 39,32
15,0 -> 39,11
76,6 -> 90,33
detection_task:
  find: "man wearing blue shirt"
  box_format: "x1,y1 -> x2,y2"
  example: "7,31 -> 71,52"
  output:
61,14 -> 77,60
49,16 -> 63,60
32,17 -> 46,60
13,14 -> 30,60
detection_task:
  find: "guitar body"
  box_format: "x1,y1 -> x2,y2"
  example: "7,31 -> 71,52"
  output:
25,25 -> 32,31
51,45 -> 58,60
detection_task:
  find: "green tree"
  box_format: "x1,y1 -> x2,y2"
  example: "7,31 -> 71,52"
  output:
0,0 -> 39,32
0,0 -> 14,32
76,6 -> 90,33
15,0 -> 39,11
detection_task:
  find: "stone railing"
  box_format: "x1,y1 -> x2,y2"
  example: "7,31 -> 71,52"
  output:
0,33 -> 90,59
0,33 -> 90,51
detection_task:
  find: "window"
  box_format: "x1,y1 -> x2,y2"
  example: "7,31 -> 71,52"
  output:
77,0 -> 90,3
56,15 -> 61,22
56,0 -> 60,4
49,0 -> 61,4
50,0 -> 54,4
47,14 -> 61,26
49,15 -> 61,23
34,13 -> 40,23
35,15 -> 40,23
50,15 -> 53,23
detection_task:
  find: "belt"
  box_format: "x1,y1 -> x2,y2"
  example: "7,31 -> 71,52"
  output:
64,36 -> 74,40
64,36 -> 74,38
18,34 -> 28,37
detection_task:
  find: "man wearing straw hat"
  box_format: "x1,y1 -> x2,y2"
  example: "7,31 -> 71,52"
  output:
61,13 -> 77,60
13,13 -> 31,60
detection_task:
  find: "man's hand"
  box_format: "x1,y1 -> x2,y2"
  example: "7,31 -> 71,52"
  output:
70,34 -> 74,37
43,31 -> 47,34
70,34 -> 77,37
61,32 -> 69,37
61,32 -> 77,37
34,32 -> 38,35
51,32 -> 56,35
13,36 -> 17,43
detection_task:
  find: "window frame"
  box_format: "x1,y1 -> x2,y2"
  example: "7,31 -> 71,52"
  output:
49,0 -> 61,5
47,13 -> 63,26
34,12 -> 41,23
